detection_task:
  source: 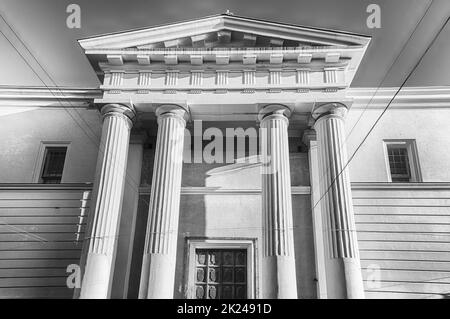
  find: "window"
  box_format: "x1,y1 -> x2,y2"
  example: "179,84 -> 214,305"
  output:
384,140 -> 421,182
40,147 -> 67,184
186,239 -> 256,299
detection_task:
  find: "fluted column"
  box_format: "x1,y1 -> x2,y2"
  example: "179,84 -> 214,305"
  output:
80,104 -> 136,299
302,129 -> 328,298
259,104 -> 298,299
139,105 -> 188,299
312,103 -> 364,299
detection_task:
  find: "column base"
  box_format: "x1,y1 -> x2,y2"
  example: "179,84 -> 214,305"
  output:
325,258 -> 365,299
139,253 -> 176,299
343,258 -> 365,299
262,256 -> 298,299
80,253 -> 112,299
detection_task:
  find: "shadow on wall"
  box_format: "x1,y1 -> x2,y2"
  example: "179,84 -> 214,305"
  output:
292,194 -> 316,298
126,134 -> 208,299
126,193 -> 151,298
126,133 -> 316,299
175,195 -> 207,298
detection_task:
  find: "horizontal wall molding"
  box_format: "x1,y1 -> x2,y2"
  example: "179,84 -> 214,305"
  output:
1,182 -> 449,192
139,186 -> 311,195
0,183 -> 94,191
352,182 -> 450,191
0,86 -> 102,108
1,85 -> 450,110
348,86 -> 450,109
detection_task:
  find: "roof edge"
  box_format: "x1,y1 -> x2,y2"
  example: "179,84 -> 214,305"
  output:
78,13 -> 371,50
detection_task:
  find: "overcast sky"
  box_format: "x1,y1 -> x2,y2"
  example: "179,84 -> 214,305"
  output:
0,0 -> 449,88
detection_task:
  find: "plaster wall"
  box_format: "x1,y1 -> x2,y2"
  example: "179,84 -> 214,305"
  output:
346,107 -> 450,182
0,107 -> 101,183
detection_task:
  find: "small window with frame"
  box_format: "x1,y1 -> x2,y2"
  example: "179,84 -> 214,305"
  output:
39,146 -> 68,184
384,140 -> 421,183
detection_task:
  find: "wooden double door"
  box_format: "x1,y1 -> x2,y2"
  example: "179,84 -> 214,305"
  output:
194,249 -> 247,299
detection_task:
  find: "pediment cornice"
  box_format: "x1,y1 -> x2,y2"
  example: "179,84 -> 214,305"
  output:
79,14 -> 371,51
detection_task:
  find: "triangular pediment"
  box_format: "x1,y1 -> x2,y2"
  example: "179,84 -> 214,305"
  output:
134,28 -> 327,49
79,13 -> 370,51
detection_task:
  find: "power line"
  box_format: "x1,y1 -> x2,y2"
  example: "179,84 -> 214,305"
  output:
0,13 -> 146,200
0,13 -> 151,245
0,14 -> 101,143
344,0 -> 434,142
312,0 -> 435,206
2,7 -> 450,300
0,26 -> 147,209
312,15 -> 450,212
1,8 -> 448,245
0,20 -> 101,145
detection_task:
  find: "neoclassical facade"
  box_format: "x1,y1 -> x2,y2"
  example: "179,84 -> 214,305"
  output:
1,14 -> 450,299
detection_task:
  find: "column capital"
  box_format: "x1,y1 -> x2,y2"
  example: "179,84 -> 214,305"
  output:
100,103 -> 136,123
258,104 -> 292,124
311,102 -> 348,122
155,104 -> 189,125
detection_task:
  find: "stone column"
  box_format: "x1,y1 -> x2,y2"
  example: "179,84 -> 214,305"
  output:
312,103 -> 364,299
80,104 -> 136,299
302,129 -> 328,299
259,104 -> 298,299
139,105 -> 188,299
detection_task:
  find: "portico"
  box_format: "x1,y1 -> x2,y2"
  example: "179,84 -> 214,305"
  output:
77,13 -> 370,299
